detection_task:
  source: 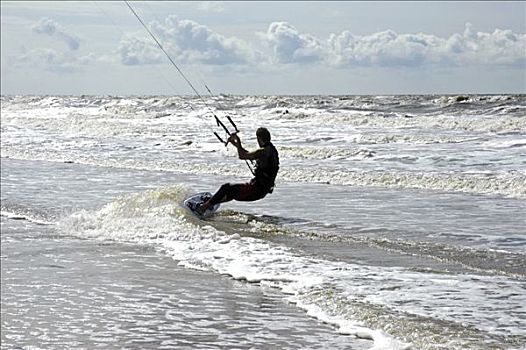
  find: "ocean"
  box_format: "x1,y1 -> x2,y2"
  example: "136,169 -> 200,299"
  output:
1,94 -> 525,349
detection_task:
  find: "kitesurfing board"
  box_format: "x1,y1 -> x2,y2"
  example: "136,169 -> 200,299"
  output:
183,192 -> 220,219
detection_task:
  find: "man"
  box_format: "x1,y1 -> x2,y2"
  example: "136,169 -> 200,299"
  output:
197,127 -> 279,214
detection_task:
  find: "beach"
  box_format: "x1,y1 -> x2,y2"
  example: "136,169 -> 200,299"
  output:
1,94 -> 525,349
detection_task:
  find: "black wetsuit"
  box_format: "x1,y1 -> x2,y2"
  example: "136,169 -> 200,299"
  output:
209,142 -> 279,205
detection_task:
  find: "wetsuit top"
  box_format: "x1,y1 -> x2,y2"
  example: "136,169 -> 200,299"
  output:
253,142 -> 280,191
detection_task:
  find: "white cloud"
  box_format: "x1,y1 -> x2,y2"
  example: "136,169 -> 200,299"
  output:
14,48 -> 94,73
258,21 -> 526,68
329,23 -> 526,68
118,37 -> 163,65
118,16 -> 259,66
32,17 -> 80,51
446,23 -> 526,66
105,18 -> 526,71
11,18 -> 99,73
328,29 -> 437,67
8,18 -> 95,73
263,22 -> 324,64
196,1 -> 225,13
15,15 -> 526,81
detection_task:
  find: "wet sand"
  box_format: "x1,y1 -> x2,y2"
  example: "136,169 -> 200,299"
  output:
1,218 -> 371,349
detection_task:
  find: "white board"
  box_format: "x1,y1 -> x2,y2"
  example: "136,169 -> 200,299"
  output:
182,192 -> 220,219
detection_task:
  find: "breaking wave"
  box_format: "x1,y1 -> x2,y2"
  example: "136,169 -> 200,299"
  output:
55,186 -> 526,350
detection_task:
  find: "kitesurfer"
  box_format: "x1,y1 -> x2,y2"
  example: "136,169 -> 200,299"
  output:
197,127 -> 279,214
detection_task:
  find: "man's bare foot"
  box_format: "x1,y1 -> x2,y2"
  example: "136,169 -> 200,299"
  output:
196,201 -> 211,215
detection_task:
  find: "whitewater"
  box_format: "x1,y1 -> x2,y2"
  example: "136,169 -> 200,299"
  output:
1,94 -> 525,349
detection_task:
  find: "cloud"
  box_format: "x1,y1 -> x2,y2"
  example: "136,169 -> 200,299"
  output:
32,17 -> 80,51
196,1 -> 225,13
328,23 -> 526,68
14,48 -> 94,73
118,37 -> 163,65
328,29 -> 438,67
263,22 -> 324,64
12,18 -> 95,73
259,21 -> 526,68
118,16 -> 258,66
444,23 -> 526,66
117,20 -> 525,71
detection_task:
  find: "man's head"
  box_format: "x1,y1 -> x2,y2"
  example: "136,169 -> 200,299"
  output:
256,127 -> 271,147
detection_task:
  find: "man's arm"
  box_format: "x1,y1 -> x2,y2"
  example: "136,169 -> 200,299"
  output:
228,134 -> 262,161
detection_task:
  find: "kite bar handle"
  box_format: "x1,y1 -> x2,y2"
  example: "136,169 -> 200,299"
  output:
227,116 -> 239,133
214,132 -> 226,145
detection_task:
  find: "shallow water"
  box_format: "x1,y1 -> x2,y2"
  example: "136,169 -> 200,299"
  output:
2,218 -> 369,350
1,94 -> 525,349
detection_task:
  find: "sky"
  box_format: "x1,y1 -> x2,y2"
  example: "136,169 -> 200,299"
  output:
1,1 -> 525,95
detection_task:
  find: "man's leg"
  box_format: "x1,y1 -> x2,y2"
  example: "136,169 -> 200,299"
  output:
197,183 -> 240,214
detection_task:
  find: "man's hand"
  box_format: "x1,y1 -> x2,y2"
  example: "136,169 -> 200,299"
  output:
227,133 -> 252,160
228,133 -> 241,147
